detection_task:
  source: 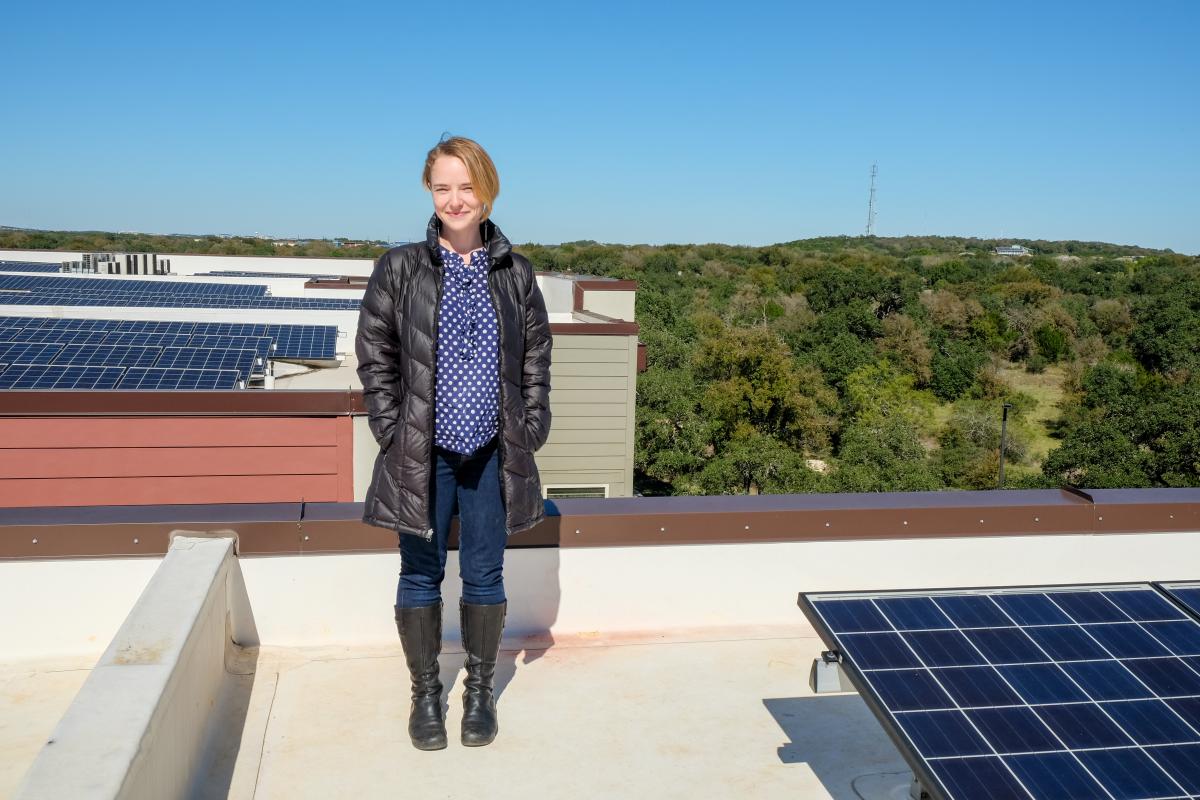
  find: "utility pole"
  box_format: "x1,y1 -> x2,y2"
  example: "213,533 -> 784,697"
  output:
865,162 -> 878,237
998,403 -> 1013,488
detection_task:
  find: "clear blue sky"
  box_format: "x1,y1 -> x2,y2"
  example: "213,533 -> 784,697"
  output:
3,0 -> 1197,252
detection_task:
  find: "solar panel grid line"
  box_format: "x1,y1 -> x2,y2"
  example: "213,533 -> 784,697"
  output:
872,588 -> 1200,797
117,367 -> 242,390
153,347 -> 257,379
801,585 -> 1200,800
990,591 -> 1200,799
0,343 -> 65,365
0,364 -> 127,389
858,595 -> 1066,800
923,590 -> 1200,798
49,344 -> 163,368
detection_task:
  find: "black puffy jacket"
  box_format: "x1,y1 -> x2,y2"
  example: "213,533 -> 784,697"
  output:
355,213 -> 552,541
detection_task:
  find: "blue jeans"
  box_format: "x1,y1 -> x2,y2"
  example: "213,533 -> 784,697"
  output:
396,434 -> 508,608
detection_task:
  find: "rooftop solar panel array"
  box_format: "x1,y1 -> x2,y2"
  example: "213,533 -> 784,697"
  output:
0,273 -> 359,310
801,583 -> 1200,800
0,314 -> 339,388
0,316 -> 338,359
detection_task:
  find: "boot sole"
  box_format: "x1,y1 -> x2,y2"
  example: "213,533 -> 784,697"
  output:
461,728 -> 498,747
412,735 -> 448,751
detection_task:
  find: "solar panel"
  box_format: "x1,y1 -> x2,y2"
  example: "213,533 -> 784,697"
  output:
0,342 -> 65,365
118,367 -> 242,389
154,347 -> 256,379
0,363 -> 125,389
800,583 -> 1200,800
0,274 -> 360,310
187,334 -> 272,364
2,317 -> 113,331
51,344 -> 162,368
1161,583 -> 1200,623
266,324 -> 338,359
114,320 -> 197,334
1,328 -> 109,345
101,331 -> 193,348
0,261 -> 61,273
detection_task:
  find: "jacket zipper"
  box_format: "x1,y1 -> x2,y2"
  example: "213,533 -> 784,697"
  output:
488,265 -> 507,523
423,258 -> 443,543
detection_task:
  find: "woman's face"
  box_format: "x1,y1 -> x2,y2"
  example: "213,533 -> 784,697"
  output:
429,155 -> 483,236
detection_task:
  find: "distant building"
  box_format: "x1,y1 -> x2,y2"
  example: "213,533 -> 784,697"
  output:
994,245 -> 1032,257
62,253 -> 172,275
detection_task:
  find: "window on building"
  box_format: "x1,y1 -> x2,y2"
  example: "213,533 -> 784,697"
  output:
544,485 -> 609,500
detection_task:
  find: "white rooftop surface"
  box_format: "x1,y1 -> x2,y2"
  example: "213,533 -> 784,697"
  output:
2,634 -> 909,800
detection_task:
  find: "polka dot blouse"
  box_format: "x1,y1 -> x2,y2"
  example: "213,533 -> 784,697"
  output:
433,244 -> 501,456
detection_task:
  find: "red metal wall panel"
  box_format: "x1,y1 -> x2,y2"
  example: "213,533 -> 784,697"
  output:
0,416 -> 355,507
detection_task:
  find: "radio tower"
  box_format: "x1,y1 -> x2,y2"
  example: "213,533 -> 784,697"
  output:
865,162 -> 878,237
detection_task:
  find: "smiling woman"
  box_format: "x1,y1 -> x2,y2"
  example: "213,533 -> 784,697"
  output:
355,135 -> 553,752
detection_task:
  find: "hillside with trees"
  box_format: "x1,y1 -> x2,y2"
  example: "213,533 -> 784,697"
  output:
4,228 -> 1195,495
516,237 -> 1198,496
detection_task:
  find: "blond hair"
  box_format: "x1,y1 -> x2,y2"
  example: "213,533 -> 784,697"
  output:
421,136 -> 500,220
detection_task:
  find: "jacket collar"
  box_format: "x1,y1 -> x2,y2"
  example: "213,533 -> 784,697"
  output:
425,213 -> 511,271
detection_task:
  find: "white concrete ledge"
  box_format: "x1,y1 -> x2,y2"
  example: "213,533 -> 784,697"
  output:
15,534 -> 258,800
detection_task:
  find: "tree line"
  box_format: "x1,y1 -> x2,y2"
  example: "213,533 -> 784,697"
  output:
516,237 -> 1198,495
5,228 -> 1195,494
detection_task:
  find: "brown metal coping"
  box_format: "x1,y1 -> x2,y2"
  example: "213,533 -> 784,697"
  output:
303,278 -> 370,290
558,316 -> 639,335
1,488 -> 1196,560
0,389 -> 368,416
573,279 -> 638,312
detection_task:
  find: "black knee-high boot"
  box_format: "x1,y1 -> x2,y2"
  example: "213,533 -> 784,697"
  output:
395,602 -> 447,751
460,599 -> 507,746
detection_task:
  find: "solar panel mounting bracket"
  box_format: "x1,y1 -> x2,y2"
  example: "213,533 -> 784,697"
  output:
809,650 -> 853,694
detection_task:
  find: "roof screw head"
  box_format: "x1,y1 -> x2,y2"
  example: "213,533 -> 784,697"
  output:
744,525 -> 750,530
979,519 -> 985,524
825,522 -> 831,528
902,520 -> 908,526
659,527 -> 666,532
31,538 -> 38,544
1098,516 -> 1104,521
1170,514 -> 1175,519
133,538 -> 139,544
304,535 -> 310,541
1034,517 -> 1039,522
575,529 -> 581,534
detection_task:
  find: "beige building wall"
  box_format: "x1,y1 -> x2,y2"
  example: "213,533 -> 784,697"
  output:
537,333 -> 637,498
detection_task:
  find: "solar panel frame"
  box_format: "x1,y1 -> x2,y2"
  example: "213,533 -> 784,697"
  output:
799,582 -> 1200,800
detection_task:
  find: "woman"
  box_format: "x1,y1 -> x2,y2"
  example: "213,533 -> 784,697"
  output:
355,136 -> 552,751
